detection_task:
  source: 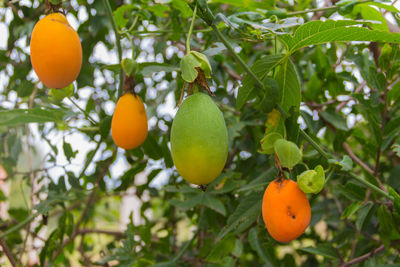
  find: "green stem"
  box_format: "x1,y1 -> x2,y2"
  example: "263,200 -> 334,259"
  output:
287,0 -> 371,16
349,172 -> 393,200
103,0 -> 124,98
299,129 -> 331,160
68,97 -> 97,125
186,4 -> 198,53
0,213 -> 38,239
211,24 -> 264,90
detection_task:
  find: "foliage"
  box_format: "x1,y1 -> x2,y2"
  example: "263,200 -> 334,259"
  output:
0,0 -> 400,266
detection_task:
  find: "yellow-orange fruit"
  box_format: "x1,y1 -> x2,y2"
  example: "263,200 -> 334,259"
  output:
30,13 -> 82,89
262,179 -> 311,243
111,93 -> 148,150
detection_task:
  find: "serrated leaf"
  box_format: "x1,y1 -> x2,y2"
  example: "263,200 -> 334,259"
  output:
217,192 -> 262,240
320,110 -> 349,131
355,202 -> 373,230
63,141 -> 75,161
206,235 -> 235,262
169,193 -> 203,210
389,187 -> 400,214
299,245 -> 338,259
279,20 -> 400,53
340,202 -> 362,219
202,193 -> 226,216
248,228 -> 270,263
377,205 -> 393,247
277,58 -> 301,113
236,54 -> 285,109
113,5 -> 136,29
0,108 -> 73,126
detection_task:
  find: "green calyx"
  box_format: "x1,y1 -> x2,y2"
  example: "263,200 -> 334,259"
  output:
297,165 -> 325,194
180,51 -> 212,83
260,132 -> 283,154
274,139 -> 302,169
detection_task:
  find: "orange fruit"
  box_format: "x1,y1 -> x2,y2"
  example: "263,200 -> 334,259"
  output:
30,13 -> 82,89
111,93 -> 148,150
262,179 -> 311,242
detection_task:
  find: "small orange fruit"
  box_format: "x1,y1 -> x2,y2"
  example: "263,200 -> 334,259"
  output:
111,93 -> 148,150
30,13 -> 82,89
262,179 -> 311,242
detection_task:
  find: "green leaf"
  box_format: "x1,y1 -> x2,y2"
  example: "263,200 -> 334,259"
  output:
63,141 -> 76,162
392,144 -> 400,158
377,205 -> 393,247
147,4 -> 170,18
171,0 -> 193,18
0,108 -> 73,126
389,187 -> 400,214
206,235 -> 236,262
217,192 -> 262,240
67,172 -> 82,189
248,228 -> 270,263
49,84 -> 74,102
353,4 -> 388,32
202,193 -> 226,216
141,63 -> 180,77
236,54 -> 285,109
367,2 -> 399,12
276,58 -> 301,113
341,202 -> 362,219
99,116 -> 112,140
298,245 -> 338,259
180,53 -> 201,82
169,193 -> 203,210
355,202 -> 374,230
122,58 -> 138,76
338,155 -> 353,171
320,110 -> 348,131
279,20 -> 400,53
113,5 -> 136,29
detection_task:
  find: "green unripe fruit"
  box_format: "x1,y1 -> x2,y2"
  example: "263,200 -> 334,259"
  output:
170,93 -> 228,185
297,165 -> 325,194
274,139 -> 302,169
260,132 -> 283,154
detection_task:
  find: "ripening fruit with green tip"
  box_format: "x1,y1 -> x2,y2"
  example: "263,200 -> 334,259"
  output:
260,132 -> 283,154
274,139 -> 302,169
297,165 -> 325,194
170,93 -> 228,185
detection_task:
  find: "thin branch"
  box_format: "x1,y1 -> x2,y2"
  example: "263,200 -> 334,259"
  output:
343,142 -> 386,191
343,142 -> 374,175
76,229 -> 125,239
341,240 -> 400,267
103,0 -> 124,98
0,235 -> 17,267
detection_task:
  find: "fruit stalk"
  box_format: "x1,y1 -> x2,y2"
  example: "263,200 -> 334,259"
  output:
103,0 -> 124,98
186,4 -> 198,53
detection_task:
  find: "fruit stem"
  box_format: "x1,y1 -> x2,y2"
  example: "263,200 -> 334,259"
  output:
186,4 -> 198,53
103,0 -> 124,98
